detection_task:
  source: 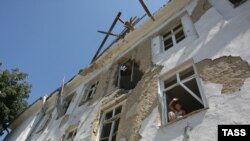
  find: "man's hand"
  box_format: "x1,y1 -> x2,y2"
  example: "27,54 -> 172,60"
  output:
173,98 -> 179,101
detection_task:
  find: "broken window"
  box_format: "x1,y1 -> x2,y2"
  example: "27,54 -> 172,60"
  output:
99,106 -> 122,141
116,60 -> 143,90
79,81 -> 99,105
61,128 -> 78,141
229,0 -> 247,7
62,92 -> 75,115
85,81 -> 99,100
163,23 -> 185,51
160,62 -> 208,124
36,112 -> 53,133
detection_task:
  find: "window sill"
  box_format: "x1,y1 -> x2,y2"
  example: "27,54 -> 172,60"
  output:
162,107 -> 209,127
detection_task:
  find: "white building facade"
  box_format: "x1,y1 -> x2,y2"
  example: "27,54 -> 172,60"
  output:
4,0 -> 250,141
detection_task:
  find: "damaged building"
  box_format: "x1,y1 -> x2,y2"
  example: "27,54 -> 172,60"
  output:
4,0 -> 250,141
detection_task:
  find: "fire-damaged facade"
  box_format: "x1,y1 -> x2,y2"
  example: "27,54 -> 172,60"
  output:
4,0 -> 250,141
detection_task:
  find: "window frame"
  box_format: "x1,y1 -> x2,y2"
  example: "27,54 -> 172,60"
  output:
98,104 -> 123,141
162,22 -> 186,51
159,59 -> 208,126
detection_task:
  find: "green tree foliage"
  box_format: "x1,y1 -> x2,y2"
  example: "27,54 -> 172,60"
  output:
0,62 -> 31,136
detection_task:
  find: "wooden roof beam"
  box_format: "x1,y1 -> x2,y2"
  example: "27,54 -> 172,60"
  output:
139,0 -> 155,21
97,30 -> 120,37
91,12 -> 122,63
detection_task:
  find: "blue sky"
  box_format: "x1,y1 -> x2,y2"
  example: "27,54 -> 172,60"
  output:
0,0 -> 166,139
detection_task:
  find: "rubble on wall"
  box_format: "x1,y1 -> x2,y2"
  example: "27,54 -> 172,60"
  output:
117,66 -> 162,141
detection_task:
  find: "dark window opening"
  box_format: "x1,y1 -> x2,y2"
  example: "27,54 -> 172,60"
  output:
229,0 -> 247,7
57,92 -> 75,119
69,129 -> 77,141
86,81 -> 99,100
67,131 -> 74,140
36,113 -> 52,133
62,128 -> 77,141
62,93 -> 75,115
116,60 -> 143,90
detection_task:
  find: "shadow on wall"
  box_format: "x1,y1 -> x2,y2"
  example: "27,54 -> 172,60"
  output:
153,110 -> 207,141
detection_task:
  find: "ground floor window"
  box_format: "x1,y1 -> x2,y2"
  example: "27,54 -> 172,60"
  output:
99,106 -> 122,141
160,60 -> 208,125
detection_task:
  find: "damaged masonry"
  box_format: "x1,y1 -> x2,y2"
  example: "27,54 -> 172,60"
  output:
4,0 -> 250,141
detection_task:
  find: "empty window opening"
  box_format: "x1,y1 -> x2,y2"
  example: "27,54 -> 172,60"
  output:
61,128 -> 78,141
229,0 -> 247,7
62,92 -> 75,115
86,81 -> 99,100
163,23 -> 185,51
36,112 -> 52,133
161,64 -> 207,123
57,92 -> 76,119
116,60 -> 143,90
79,81 -> 99,105
99,106 -> 122,141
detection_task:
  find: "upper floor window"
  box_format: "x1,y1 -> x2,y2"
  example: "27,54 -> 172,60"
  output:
163,23 -> 185,51
62,93 -> 75,115
116,60 -> 143,90
36,110 -> 53,133
229,0 -> 247,7
56,91 -> 76,119
99,106 -> 122,141
160,61 -> 208,125
79,81 -> 99,105
61,128 -> 78,141
86,81 -> 99,100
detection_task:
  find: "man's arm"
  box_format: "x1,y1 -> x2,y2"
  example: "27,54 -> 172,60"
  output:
168,98 -> 178,112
